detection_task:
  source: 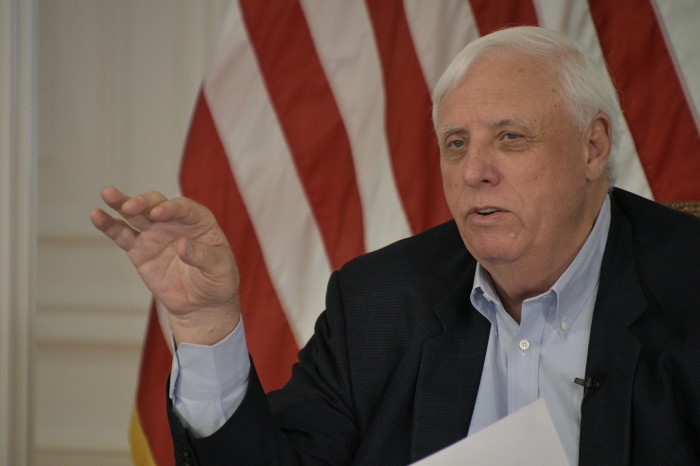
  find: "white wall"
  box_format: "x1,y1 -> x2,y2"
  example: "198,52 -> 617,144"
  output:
1,0 -> 35,464
31,1 -> 228,464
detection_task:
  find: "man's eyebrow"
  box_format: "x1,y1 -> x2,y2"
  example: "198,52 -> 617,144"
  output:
436,126 -> 465,140
436,118 -> 533,141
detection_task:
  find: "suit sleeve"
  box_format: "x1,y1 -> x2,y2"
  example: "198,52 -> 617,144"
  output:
168,270 -> 359,465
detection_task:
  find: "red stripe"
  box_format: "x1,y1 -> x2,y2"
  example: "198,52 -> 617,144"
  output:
180,91 -> 299,391
468,0 -> 539,35
365,0 -> 452,234
135,302 -> 174,465
589,0 -> 700,201
239,0 -> 365,269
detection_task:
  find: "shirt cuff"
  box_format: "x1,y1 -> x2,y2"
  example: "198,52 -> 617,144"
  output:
169,318 -> 250,437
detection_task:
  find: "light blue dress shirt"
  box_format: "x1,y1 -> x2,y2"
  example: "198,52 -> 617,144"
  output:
468,196 -> 610,465
171,197 -> 611,463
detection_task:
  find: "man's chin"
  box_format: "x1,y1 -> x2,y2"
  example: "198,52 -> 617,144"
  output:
463,240 -> 522,266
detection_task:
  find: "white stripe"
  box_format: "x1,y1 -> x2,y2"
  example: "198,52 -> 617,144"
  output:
404,0 -> 480,93
203,3 -> 330,345
651,0 -> 700,132
535,0 -> 654,200
300,0 -> 412,252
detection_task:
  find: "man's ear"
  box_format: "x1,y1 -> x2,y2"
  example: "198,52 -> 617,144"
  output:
585,112 -> 612,181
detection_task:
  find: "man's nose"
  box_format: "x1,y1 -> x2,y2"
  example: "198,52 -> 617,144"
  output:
461,144 -> 499,187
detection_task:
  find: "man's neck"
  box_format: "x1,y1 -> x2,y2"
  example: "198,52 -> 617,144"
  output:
484,189 -> 609,323
489,260 -> 573,322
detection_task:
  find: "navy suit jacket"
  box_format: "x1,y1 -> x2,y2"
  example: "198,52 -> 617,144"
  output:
169,188 -> 700,465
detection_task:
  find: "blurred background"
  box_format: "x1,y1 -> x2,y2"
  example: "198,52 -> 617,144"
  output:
3,1 -> 227,464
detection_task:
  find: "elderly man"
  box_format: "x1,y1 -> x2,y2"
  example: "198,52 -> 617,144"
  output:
92,26 -> 700,465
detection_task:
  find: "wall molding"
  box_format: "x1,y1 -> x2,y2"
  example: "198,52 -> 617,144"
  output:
0,0 -> 36,464
34,446 -> 130,466
35,305 -> 147,350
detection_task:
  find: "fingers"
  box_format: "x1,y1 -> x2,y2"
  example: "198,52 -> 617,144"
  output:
100,186 -> 169,232
95,186 -> 222,258
90,208 -> 138,251
99,186 -> 129,209
100,186 -> 214,231
146,197 -> 214,229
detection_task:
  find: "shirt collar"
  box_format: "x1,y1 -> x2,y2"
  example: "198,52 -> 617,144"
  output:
470,195 -> 611,335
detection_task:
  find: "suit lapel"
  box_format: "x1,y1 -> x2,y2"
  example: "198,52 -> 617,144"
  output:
410,264 -> 491,462
579,194 -> 645,465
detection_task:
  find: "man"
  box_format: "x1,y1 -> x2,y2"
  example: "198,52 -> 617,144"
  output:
92,26 -> 700,464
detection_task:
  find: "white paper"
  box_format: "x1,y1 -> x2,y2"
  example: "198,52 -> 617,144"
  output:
411,398 -> 570,465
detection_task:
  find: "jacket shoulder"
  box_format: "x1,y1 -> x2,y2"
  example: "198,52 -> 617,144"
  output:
611,188 -> 700,254
338,220 -> 470,284
611,188 -> 700,320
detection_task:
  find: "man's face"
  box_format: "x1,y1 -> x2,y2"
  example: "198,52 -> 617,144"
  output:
436,49 -> 608,273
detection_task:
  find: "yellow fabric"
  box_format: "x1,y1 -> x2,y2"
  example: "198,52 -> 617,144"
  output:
129,403 -> 157,466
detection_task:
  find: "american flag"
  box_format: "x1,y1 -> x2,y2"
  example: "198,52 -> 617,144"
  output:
129,1 -> 700,464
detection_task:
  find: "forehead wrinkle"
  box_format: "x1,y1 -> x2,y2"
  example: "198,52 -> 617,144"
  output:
492,117 -> 529,128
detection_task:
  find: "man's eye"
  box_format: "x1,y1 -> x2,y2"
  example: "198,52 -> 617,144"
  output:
448,139 -> 465,148
498,131 -> 529,151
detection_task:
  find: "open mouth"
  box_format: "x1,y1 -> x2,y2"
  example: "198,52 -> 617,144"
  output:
476,208 -> 500,216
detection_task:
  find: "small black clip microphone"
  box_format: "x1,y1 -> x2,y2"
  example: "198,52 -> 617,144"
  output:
573,377 -> 599,390
574,375 -> 600,398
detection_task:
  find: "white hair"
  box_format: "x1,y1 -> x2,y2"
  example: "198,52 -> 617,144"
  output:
432,26 -> 622,182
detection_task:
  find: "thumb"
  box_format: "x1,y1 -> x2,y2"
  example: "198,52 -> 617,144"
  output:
177,237 -> 235,278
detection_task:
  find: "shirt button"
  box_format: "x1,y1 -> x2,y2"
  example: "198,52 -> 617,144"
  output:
561,319 -> 569,330
518,339 -> 530,351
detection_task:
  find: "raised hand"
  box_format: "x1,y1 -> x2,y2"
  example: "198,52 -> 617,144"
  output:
90,186 -> 240,345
